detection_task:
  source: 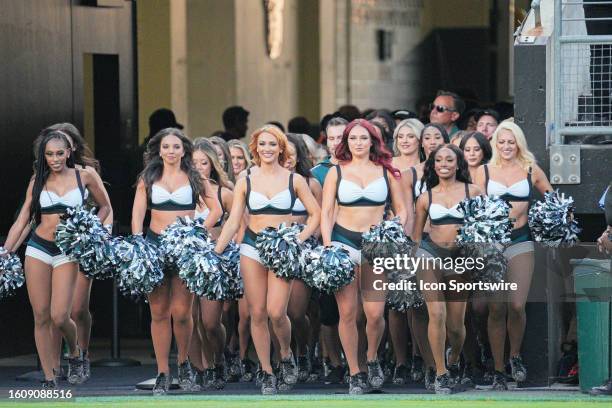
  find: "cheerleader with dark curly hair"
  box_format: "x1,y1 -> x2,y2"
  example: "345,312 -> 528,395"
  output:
413,144 -> 481,394
2,130 -> 111,388
25,123 -> 114,383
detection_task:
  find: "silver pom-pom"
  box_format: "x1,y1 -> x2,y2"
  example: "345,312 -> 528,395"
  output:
177,236 -> 242,301
0,252 -> 25,299
256,223 -> 303,279
294,224 -> 320,285
466,245 -> 507,284
385,269 -> 423,311
457,195 -> 512,245
55,206 -> 116,279
178,237 -> 220,298
303,246 -> 355,293
362,218 -> 413,265
529,190 -> 581,247
159,216 -> 210,269
219,241 -> 243,300
457,195 -> 512,283
115,235 -> 165,300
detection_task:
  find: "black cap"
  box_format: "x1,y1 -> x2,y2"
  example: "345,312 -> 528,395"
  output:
149,108 -> 183,133
474,109 -> 500,124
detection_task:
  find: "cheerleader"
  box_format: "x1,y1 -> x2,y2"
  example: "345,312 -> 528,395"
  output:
187,138 -> 234,389
391,119 -> 424,172
460,131 -> 492,182
132,128 -> 222,395
388,118 -> 436,386
413,144 -> 482,394
210,136 -> 236,185
320,119 -> 408,394
459,130 -> 493,385
213,125 -> 320,395
27,123 -> 114,383
396,122 -> 449,389
226,139 -> 253,379
285,133 -> 322,382
50,124 -> 111,383
473,121 -> 553,389
228,139 -> 251,176
1,130 -> 111,388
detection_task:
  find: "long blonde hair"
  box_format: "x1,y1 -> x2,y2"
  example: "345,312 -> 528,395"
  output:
490,121 -> 536,171
227,139 -> 252,171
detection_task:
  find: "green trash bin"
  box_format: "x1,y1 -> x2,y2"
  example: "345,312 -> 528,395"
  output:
572,258 -> 612,392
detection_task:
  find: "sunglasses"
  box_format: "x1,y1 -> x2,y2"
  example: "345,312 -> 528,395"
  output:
429,104 -> 456,113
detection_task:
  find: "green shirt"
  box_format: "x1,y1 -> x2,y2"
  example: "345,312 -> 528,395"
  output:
310,157 -> 334,187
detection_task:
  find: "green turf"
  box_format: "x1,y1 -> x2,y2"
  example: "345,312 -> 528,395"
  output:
1,394 -> 612,408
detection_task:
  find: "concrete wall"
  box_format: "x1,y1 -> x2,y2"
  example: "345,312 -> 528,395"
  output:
136,0 -> 499,137
333,0 -> 427,111
328,0 -> 493,113
186,0 -> 236,138
137,0 -> 172,143
234,0 -> 300,134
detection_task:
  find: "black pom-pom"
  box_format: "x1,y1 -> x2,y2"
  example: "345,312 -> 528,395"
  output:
0,253 -> 25,299
362,218 -> 413,264
303,246 -> 355,293
115,235 -> 165,300
256,223 -> 303,279
529,190 -> 581,247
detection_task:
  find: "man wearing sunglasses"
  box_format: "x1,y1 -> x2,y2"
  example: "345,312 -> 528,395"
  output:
429,90 -> 464,137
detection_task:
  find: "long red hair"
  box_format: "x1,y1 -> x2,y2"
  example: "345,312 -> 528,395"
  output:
335,119 -> 400,178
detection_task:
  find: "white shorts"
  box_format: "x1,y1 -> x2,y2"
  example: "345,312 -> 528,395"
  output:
25,233 -> 74,268
239,243 -> 263,265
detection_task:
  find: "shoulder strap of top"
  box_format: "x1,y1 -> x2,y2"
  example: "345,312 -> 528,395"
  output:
247,167 -> 251,176
410,167 -> 418,202
464,182 -> 470,199
75,169 -> 86,201
217,185 -> 225,215
335,165 -> 342,198
527,166 -> 533,198
289,173 -> 296,207
484,164 -> 489,194
382,167 -> 390,200
245,175 -> 252,211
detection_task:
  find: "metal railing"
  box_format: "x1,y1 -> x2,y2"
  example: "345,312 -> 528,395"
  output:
553,1 -> 612,145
